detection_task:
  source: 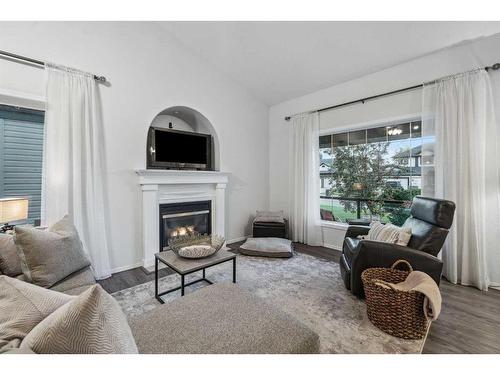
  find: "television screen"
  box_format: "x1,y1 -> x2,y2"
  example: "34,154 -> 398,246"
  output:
154,129 -> 208,165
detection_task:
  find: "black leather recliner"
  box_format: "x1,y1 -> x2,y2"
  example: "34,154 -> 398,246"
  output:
339,196 -> 456,297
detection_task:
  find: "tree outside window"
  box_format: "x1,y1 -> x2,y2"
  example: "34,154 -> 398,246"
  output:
319,120 -> 424,225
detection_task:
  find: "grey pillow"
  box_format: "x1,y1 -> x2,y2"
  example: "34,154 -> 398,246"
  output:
14,216 -> 91,288
21,285 -> 138,354
0,275 -> 73,353
254,210 -> 285,223
0,233 -> 23,277
240,237 -> 293,258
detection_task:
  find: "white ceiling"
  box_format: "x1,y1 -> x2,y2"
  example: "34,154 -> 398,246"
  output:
159,22 -> 500,105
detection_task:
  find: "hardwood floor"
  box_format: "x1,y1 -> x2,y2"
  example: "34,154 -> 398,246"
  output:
423,281 -> 500,353
98,266 -> 175,294
99,241 -> 500,354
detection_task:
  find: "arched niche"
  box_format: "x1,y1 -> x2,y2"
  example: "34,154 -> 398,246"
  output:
149,106 -> 220,171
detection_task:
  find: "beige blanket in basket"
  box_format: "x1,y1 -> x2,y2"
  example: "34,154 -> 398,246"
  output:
375,271 -> 442,320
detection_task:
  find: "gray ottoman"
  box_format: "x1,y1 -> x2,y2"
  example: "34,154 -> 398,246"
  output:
129,283 -> 319,354
239,237 -> 294,258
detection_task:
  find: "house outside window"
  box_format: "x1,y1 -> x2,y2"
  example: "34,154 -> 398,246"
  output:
319,119 -> 432,226
0,105 -> 44,225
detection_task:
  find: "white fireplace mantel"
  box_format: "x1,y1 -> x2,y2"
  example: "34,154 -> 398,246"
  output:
136,169 -> 230,186
136,169 -> 229,269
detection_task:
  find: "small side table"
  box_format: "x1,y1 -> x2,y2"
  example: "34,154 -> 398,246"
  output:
154,249 -> 237,303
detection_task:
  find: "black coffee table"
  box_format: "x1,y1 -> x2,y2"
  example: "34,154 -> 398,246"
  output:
154,249 -> 237,303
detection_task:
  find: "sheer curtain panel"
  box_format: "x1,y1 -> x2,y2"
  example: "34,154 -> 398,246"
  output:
42,64 -> 112,279
289,113 -> 322,246
422,69 -> 500,290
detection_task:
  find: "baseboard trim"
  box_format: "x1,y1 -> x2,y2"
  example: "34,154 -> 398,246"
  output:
113,236 -> 249,276
323,243 -> 342,251
226,236 -> 249,244
141,263 -> 167,275
110,262 -> 143,274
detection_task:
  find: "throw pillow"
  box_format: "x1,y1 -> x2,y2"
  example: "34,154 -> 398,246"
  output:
254,210 -> 285,223
395,225 -> 412,246
366,221 -> 412,246
21,284 -> 138,354
0,233 -> 23,277
0,276 -> 73,352
14,216 -> 91,288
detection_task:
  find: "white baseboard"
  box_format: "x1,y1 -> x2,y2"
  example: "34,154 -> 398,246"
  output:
323,243 -> 342,251
110,235 -> 248,276
141,262 -> 167,274
110,262 -> 143,274
226,236 -> 249,244
110,237 -> 338,276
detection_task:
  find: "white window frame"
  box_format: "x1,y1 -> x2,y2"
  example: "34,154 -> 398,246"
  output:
319,113 -> 422,228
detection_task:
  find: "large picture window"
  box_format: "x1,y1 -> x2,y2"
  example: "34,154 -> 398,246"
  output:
319,119 -> 432,225
0,105 -> 44,225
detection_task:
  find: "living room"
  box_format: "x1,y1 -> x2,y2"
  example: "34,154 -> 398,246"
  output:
1,1 -> 500,373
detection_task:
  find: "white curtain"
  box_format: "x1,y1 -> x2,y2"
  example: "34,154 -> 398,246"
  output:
422,69 -> 500,290
289,112 -> 323,246
42,64 -> 112,280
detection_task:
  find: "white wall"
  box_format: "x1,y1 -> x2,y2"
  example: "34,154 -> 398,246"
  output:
0,22 -> 270,272
151,115 -> 193,132
319,89 -> 421,133
269,33 -> 500,250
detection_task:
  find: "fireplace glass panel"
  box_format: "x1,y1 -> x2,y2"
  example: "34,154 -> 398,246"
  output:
159,201 -> 212,251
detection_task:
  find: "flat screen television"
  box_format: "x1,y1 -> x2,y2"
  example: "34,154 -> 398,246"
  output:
147,127 -> 213,170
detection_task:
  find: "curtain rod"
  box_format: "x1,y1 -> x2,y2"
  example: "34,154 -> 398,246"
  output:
284,62 -> 500,121
0,49 -> 107,83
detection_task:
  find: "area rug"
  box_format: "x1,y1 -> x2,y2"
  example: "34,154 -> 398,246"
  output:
112,252 -> 427,353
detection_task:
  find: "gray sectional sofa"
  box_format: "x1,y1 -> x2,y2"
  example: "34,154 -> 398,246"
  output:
0,231 -> 95,295
1,229 -> 320,354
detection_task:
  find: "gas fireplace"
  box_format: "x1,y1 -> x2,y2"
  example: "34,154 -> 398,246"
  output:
159,200 -> 212,251
136,169 -> 228,269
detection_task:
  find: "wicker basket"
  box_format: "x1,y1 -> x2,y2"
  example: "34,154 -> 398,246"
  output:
361,260 -> 429,340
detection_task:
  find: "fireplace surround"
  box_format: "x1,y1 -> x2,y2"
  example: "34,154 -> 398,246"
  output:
136,169 -> 229,269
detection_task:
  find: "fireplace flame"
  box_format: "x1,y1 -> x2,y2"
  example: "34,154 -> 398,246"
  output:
171,225 -> 196,238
